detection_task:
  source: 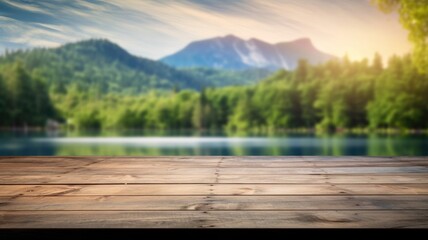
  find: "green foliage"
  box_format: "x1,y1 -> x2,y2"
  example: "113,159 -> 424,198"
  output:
368,55 -> 428,129
372,0 -> 428,73
0,40 -> 271,96
183,67 -> 272,87
0,47 -> 426,131
0,62 -> 56,127
0,39 -> 205,95
74,109 -> 102,129
56,53 -> 422,132
0,74 -> 10,126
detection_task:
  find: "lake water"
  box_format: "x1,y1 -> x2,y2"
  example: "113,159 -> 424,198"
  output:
0,130 -> 427,156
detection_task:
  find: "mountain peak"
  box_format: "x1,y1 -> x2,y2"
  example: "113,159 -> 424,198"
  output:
282,38 -> 314,48
293,37 -> 312,44
248,37 -> 269,45
65,38 -> 116,47
58,38 -> 134,63
223,34 -> 240,40
161,35 -> 334,70
219,34 -> 242,43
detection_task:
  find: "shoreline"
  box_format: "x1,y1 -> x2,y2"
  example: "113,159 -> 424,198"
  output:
0,127 -> 427,135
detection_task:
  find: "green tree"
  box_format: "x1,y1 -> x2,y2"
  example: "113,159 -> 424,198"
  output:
293,59 -> 309,83
33,78 -> 56,126
0,74 -> 10,126
192,89 -> 214,129
75,109 -> 101,129
227,89 -> 257,131
368,55 -> 428,129
4,63 -> 35,126
372,52 -> 383,74
115,108 -> 143,129
0,63 -> 56,127
372,0 -> 428,73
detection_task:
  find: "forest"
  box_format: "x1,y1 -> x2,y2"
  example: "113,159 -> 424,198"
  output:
1,52 -> 427,131
0,39 -> 271,95
0,0 -> 427,132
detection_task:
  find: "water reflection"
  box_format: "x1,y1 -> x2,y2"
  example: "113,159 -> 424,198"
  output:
0,130 -> 426,156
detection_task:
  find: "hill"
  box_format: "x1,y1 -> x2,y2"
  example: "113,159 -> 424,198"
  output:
0,39 -> 273,94
161,35 -> 335,70
0,39 -> 203,94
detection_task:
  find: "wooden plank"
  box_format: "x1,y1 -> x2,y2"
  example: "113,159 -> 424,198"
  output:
0,167 -> 218,175
1,210 -> 427,228
220,161 -> 428,168
0,174 -> 217,184
72,166 -> 428,175
0,156 -> 220,163
219,174 -> 428,184
1,195 -> 428,211
1,157 -> 426,173
3,160 -> 427,169
0,162 -> 219,169
209,183 -> 428,195
2,156 -> 427,164
0,158 -> 208,165
1,155 -> 426,161
3,166 -> 426,175
393,157 -> 428,161
217,166 -> 428,174
227,156 -> 428,162
0,168 -> 76,175
0,174 -> 427,184
1,184 -> 427,196
0,156 -> 427,228
0,157 -> 105,165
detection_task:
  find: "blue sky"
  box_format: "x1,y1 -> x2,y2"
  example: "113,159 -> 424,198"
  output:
0,0 -> 411,61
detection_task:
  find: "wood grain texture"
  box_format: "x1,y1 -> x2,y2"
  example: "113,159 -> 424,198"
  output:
1,184 -> 428,196
2,166 -> 426,175
0,156 -> 427,228
1,174 -> 428,184
1,210 -> 427,228
1,195 -> 428,211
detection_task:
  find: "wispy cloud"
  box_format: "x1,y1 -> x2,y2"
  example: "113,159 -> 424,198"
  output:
0,0 -> 411,61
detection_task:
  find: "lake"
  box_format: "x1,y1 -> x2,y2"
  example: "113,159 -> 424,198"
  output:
0,130 -> 427,156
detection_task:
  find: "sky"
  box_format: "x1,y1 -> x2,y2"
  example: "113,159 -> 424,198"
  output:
0,0 -> 411,61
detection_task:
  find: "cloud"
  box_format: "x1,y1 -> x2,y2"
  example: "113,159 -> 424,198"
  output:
0,0 -> 411,61
4,0 -> 49,14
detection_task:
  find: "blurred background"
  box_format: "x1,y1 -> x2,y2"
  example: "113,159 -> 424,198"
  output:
0,0 -> 427,156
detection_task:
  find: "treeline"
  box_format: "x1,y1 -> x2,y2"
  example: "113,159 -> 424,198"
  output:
0,39 -> 202,94
0,39 -> 271,96
0,63 -> 56,127
49,54 -> 428,131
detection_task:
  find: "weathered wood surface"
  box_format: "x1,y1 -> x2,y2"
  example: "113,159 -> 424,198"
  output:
0,156 -> 427,228
1,211 -> 428,228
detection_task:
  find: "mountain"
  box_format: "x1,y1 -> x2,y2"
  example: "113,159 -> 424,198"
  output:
0,39 -> 272,94
0,39 -> 203,94
161,35 -> 335,70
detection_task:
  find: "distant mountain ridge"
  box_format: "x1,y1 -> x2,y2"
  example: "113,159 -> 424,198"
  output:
0,39 -> 272,94
0,39 -> 203,93
161,35 -> 335,70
